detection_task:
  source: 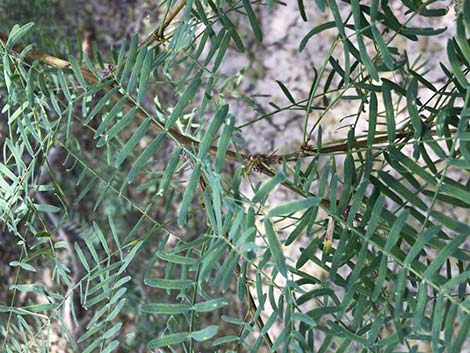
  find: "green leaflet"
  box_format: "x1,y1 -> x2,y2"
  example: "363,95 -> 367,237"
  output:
156,250 -> 197,265
191,325 -> 219,342
102,322 -> 122,339
447,39 -> 469,88
268,197 -> 320,217
242,0 -> 263,41
93,221 -> 110,257
193,298 -> 230,312
107,299 -> 126,321
207,0 -> 245,52
119,34 -> 139,84
297,0 -> 307,21
98,106 -> 139,147
423,234 -> 467,279
178,163 -> 202,226
68,54 -> 87,87
252,172 -> 286,204
157,146 -> 183,196
198,104 -> 229,159
299,21 -> 336,52
413,280 -> 428,332
6,22 -> 35,50
381,81 -> 396,143
74,242 -> 90,272
351,0 -> 379,81
166,75 -> 202,129
126,133 -> 166,184
147,332 -> 189,349
101,341 -> 119,353
144,278 -> 194,289
212,29 -> 232,73
137,47 -> 153,104
85,86 -> 119,125
141,303 -> 191,314
276,80 -> 296,104
118,240 -> 143,274
94,95 -> 128,139
9,261 -> 36,272
367,92 -> 377,148
127,46 -> 146,94
115,118 -> 151,167
264,218 -> 288,278
328,0 -> 345,37
216,113 -> 234,172
114,38 -> 127,78
388,147 -> 436,185
57,69 -> 72,103
371,26 -> 394,70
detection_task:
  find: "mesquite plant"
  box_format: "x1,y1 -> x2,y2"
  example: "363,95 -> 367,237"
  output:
1,1 -> 470,352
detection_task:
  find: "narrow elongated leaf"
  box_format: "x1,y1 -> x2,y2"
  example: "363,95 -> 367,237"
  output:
68,55 -> 87,88
269,197 -> 320,217
119,34 -> 139,84
367,92 -> 377,148
127,47 -> 146,93
94,96 -> 128,139
144,278 -> 194,289
166,76 -> 202,129
371,26 -> 394,70
157,146 -> 183,195
242,0 -> 263,41
178,164 -> 202,226
101,341 -> 119,353
276,80 -> 296,105
85,87 -> 119,124
115,118 -> 151,167
388,147 -> 436,185
107,298 -> 126,321
449,314 -> 470,353
403,226 -> 441,266
191,325 -> 219,342
216,113 -> 234,172
137,48 -> 153,104
431,293 -> 444,352
126,133 -> 166,184
141,303 -> 191,314
74,243 -> 90,272
98,106 -> 139,147
198,104 -> 229,159
299,21 -> 335,52
264,218 -> 287,277
93,221 -> 110,257
252,172 -> 285,204
212,30 -> 231,73
351,0 -> 379,81
118,240 -> 143,274
6,22 -> 35,49
447,40 -> 468,88
423,234 -> 467,279
413,281 -> 428,332
193,298 -> 230,312
102,323 -> 122,339
147,332 -> 188,348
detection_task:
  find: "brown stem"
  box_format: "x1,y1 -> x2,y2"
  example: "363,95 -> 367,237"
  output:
283,131 -> 409,161
140,0 -> 187,48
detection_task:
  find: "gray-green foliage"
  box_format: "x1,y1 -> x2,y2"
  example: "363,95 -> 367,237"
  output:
1,1 -> 470,352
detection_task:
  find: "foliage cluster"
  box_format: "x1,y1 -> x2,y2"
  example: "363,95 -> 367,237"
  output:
1,0 -> 470,352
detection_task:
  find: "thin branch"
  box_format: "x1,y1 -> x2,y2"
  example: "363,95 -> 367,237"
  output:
140,0 -> 187,48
